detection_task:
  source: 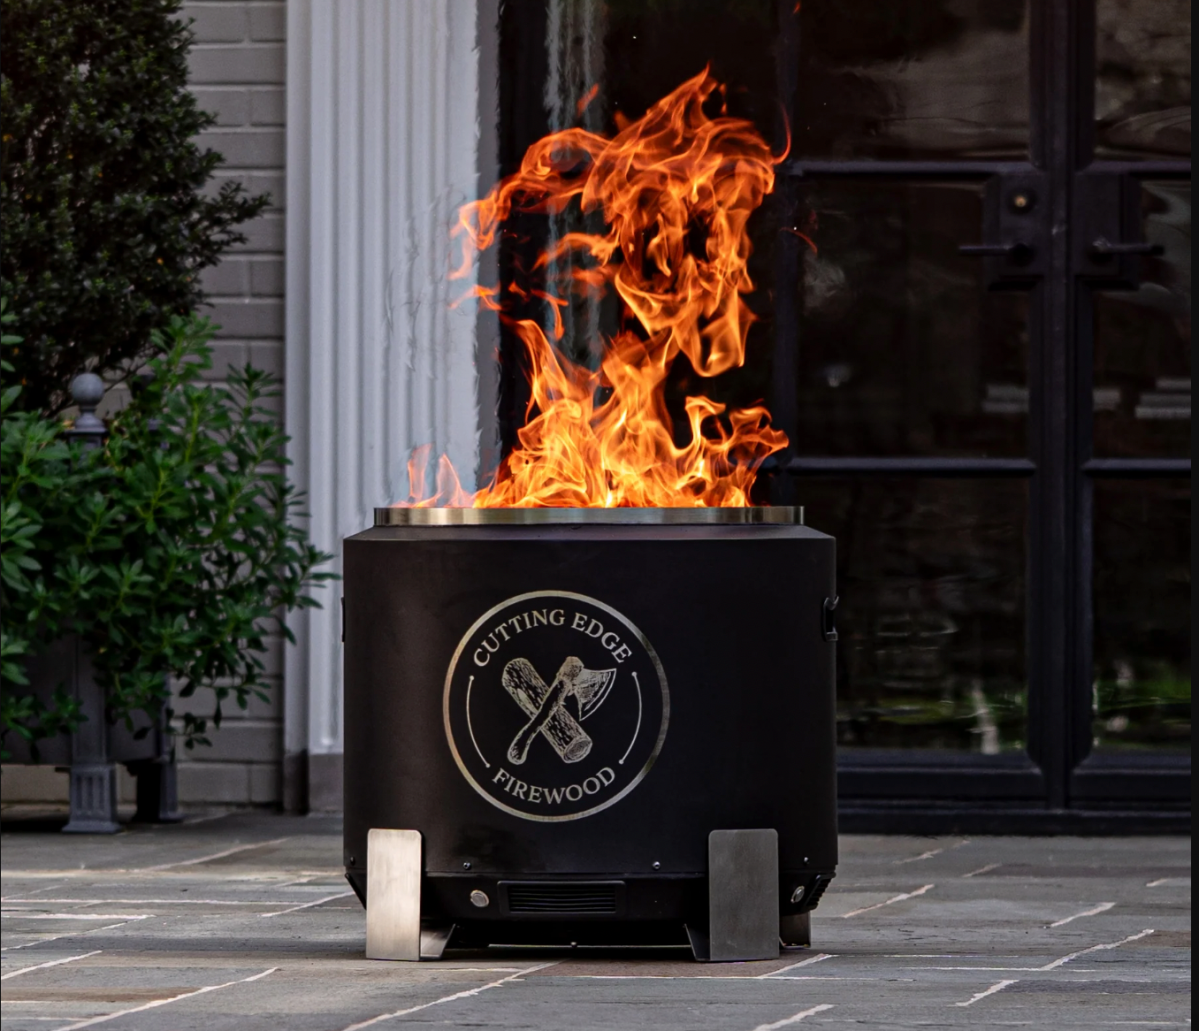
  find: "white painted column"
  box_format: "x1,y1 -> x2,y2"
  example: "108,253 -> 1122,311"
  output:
285,0 -> 483,807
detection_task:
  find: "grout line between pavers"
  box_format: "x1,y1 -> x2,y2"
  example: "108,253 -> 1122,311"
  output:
1048,902 -> 1115,927
840,884 -> 934,918
894,849 -> 943,865
917,929 -> 1159,973
761,953 -> 835,977
750,1003 -> 835,1030
2,898 -> 335,907
962,862 -> 1002,878
260,890 -> 355,917
134,837 -> 293,872
337,962 -> 560,1031
0,920 -> 146,952
49,966 -> 278,1031
1037,928 -> 1155,970
0,950 -> 101,981
1,914 -> 151,921
954,979 -> 1019,1007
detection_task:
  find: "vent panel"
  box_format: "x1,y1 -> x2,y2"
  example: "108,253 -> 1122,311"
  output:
505,882 -> 621,914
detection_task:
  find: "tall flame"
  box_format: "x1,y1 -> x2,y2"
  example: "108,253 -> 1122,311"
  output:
404,68 -> 788,508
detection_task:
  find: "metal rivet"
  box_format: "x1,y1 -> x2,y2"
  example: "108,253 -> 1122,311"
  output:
652,861 -> 661,871
791,885 -> 805,904
348,857 -> 356,866
469,889 -> 490,908
462,861 -> 472,870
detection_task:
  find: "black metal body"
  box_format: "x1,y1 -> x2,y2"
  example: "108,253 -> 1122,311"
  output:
343,520 -> 837,942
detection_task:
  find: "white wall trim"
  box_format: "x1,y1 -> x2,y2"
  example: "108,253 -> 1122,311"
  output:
286,0 -> 483,794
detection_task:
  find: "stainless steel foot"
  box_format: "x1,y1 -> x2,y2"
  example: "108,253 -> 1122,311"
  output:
365,828 -> 422,960
693,828 -> 780,962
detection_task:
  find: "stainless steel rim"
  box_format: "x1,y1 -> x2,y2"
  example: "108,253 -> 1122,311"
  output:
374,506 -> 804,526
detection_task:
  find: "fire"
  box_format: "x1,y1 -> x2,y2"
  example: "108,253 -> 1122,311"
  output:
403,68 -> 788,508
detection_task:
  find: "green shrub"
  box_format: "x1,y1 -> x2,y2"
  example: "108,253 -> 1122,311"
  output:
1,309 -> 333,756
1,0 -> 267,414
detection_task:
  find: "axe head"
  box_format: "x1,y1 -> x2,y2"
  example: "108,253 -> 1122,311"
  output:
570,667 -> 617,722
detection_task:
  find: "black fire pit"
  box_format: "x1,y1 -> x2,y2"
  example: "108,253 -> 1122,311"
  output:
343,507 -> 837,961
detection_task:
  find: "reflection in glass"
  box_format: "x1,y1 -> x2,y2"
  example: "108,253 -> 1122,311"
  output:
520,1 -> 1032,164
600,0 -> 784,146
1094,182 -> 1191,458
791,182 -> 1029,457
790,0 -> 1030,158
1096,0 -> 1191,160
1092,480 -> 1191,753
500,0 -> 787,441
800,479 -> 1027,751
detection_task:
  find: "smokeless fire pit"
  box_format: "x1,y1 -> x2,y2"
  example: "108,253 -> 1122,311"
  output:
343,505 -> 837,962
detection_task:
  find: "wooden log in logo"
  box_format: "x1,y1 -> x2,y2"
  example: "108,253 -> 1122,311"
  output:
501,658 -> 592,764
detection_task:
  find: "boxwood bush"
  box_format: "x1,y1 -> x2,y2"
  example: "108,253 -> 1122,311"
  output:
1,309 -> 332,756
1,0 -> 267,414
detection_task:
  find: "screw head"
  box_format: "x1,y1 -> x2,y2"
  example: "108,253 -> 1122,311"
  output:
1010,190 -> 1035,212
469,889 -> 490,908
791,885 -> 806,904
652,861 -> 661,871
462,861 -> 472,870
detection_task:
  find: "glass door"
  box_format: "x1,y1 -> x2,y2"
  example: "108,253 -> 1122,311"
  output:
1070,0 -> 1191,809
769,0 -> 1191,823
767,0 -> 1045,810
490,0 -> 1191,827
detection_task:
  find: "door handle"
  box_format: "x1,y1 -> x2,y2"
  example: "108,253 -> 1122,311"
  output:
1089,237 -> 1164,259
822,596 -> 839,642
959,241 -> 1036,265
962,172 -> 1046,288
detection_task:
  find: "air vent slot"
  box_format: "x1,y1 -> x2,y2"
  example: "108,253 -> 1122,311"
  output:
502,881 -> 624,915
806,875 -> 833,911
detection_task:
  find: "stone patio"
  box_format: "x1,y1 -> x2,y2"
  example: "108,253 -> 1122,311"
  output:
0,810 -> 1190,1029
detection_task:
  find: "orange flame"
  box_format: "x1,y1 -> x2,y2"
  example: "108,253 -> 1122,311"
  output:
408,68 -> 789,508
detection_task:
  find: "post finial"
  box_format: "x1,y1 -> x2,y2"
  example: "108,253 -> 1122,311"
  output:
68,372 -> 106,445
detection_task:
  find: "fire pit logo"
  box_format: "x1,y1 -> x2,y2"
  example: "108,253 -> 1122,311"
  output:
444,590 -> 669,821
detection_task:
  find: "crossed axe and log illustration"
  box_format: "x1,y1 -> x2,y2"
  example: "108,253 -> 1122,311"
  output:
501,657 -> 617,764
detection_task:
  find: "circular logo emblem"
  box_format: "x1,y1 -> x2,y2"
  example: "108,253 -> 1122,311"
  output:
444,590 -> 669,822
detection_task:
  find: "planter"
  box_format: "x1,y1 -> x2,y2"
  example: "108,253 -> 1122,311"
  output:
6,635 -> 179,831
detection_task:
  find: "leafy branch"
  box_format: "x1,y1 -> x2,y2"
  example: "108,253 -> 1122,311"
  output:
1,309 -> 334,756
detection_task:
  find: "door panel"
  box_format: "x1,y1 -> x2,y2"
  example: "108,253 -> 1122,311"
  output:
1092,181 -> 1191,457
789,180 -> 1031,458
1094,0 -> 1191,160
799,477 -> 1028,754
1091,478 -> 1191,755
789,0 -> 1031,159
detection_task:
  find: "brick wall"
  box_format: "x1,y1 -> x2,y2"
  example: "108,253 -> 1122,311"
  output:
1,1 -> 291,813
178,0 -> 288,808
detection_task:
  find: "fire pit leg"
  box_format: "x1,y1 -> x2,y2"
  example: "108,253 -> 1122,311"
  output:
419,923 -> 456,960
688,829 -> 780,962
780,911 -> 812,948
365,829 -> 422,961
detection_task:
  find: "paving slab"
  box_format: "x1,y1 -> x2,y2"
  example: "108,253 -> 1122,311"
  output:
0,810 -> 1189,1029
